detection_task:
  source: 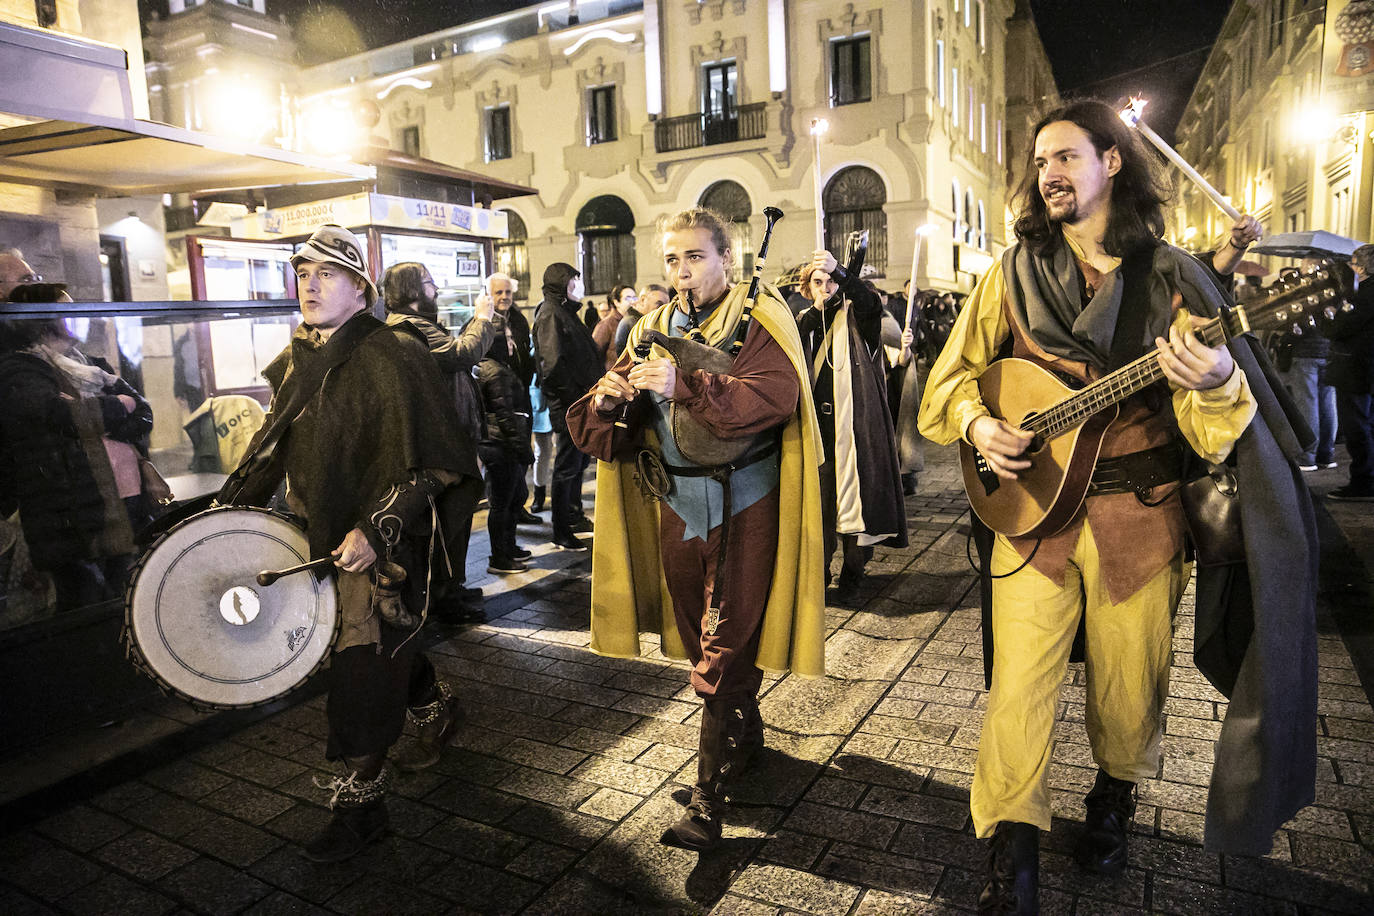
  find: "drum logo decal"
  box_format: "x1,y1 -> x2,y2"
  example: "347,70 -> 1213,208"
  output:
286,626 -> 307,652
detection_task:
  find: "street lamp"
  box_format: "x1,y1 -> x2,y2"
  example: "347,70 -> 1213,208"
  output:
811,117 -> 829,251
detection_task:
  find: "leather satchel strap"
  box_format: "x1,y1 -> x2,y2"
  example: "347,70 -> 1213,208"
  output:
1107,243 -> 1160,373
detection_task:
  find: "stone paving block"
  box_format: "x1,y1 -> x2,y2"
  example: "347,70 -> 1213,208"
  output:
450,722 -> 517,755
890,739 -> 978,773
557,725 -> 653,763
493,736 -> 590,775
571,755 -> 668,796
239,890 -> 339,916
857,784 -> 969,830
1325,715 -> 1374,741
1223,853 -> 1374,914
635,741 -> 696,772
915,703 -> 984,729
845,607 -> 942,641
465,702 -> 575,744
5,836 -> 106,901
802,776 -> 866,809
142,760 -> 234,800
1164,714 -> 1224,741
782,801 -> 901,850
192,740 -> 252,768
605,669 -> 686,698
830,752 -> 931,794
179,812 -> 283,868
423,779 -> 526,825
899,665 -> 947,686
710,894 -> 784,915
353,833 -> 453,885
94,828 -> 198,882
887,681 -> 979,706
1319,698 -> 1374,722
859,713 -> 957,745
212,748 -> 310,789
1282,804 -> 1355,841
728,863 -> 863,916
157,856 -> 273,916
1139,778 -> 1211,816
201,781 -> 296,826
622,716 -> 701,749
577,786 -> 644,820
1127,834 -> 1221,884
498,766 -> 600,809
460,674 -> 572,719
757,828 -> 830,870
58,868 -> 178,916
34,803 -> 132,852
1158,807 -> 1207,844
825,630 -> 921,681
559,700 -> 646,734
522,869 -> 685,916
888,822 -> 981,867
501,802 -> 615,850
247,846 -> 360,904
429,747 -> 521,787
1289,831 -> 1374,877
817,845 -> 945,900
503,839 -> 581,882
324,875 -> 453,916
764,676 -> 888,741
611,693 -> 698,722
852,887 -> 967,915
234,723 -> 314,757
540,677 -> 631,708
842,732 -> 898,759
418,812 -> 531,867
540,657 -> 619,685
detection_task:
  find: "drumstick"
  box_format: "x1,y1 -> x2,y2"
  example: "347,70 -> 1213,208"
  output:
256,556 -> 335,586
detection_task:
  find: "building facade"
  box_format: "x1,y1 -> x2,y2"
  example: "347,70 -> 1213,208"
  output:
1173,0 -> 1373,257
284,0 -> 1033,297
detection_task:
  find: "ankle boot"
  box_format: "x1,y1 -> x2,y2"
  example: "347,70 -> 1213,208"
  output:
302,754 -> 390,863
661,697 -> 751,851
393,681 -> 464,772
530,485 -> 546,513
979,821 -> 1039,915
1075,769 -> 1137,876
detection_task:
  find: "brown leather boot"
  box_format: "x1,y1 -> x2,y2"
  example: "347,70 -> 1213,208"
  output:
393,681 -> 463,772
302,754 -> 389,863
660,697 -> 751,851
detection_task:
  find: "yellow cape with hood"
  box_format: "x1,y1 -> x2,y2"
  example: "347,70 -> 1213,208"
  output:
588,281 -> 827,677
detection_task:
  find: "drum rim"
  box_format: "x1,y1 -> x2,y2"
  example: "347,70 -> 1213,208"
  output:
124,505 -> 340,710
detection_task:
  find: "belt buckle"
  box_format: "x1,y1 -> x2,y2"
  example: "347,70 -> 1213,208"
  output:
819,402 -> 833,415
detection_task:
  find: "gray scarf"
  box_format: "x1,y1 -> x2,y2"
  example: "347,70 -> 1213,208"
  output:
1003,239 -> 1216,369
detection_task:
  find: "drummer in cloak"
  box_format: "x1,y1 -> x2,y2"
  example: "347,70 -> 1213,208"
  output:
219,225 -> 481,863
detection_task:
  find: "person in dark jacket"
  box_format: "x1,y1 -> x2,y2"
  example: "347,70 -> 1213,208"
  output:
381,261 -> 494,621
532,262 -> 601,549
1326,244 -> 1374,501
476,319 -> 536,573
0,287 -> 153,612
486,272 -> 540,525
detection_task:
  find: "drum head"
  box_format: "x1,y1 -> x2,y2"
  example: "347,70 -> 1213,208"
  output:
126,507 -> 338,708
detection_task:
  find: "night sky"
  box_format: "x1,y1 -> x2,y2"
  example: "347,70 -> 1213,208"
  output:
142,0 -> 1233,139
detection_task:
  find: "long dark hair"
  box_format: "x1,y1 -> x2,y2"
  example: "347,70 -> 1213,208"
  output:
380,261 -> 433,318
1012,98 -> 1172,258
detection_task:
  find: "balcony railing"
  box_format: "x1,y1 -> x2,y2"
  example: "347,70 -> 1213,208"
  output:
654,102 -> 767,153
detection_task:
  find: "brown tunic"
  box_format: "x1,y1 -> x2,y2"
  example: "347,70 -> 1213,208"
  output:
568,319 -> 799,697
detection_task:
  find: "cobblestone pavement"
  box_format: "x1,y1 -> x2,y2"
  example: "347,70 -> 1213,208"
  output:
3,445 -> 1373,915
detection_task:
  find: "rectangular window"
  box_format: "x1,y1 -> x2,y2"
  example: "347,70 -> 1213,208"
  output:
980,102 -> 987,153
975,0 -> 985,47
400,125 -> 421,158
485,105 -> 511,161
702,61 -> 739,144
1268,0 -> 1285,54
996,117 -> 1003,163
964,0 -> 971,28
831,36 -> 872,106
968,87 -> 975,140
951,68 -> 959,126
936,40 -> 946,106
587,85 -> 617,144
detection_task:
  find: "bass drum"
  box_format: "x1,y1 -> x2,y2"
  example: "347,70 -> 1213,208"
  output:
124,506 -> 338,709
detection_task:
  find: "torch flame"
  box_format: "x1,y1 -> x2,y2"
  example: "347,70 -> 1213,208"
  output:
1120,96 -> 1148,128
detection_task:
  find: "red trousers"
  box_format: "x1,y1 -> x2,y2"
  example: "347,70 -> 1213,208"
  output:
659,488 -> 778,699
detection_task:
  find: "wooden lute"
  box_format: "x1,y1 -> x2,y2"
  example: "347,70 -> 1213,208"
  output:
961,264 -> 1351,538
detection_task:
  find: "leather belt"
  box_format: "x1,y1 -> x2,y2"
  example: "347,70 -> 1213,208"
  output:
1087,441 -> 1184,498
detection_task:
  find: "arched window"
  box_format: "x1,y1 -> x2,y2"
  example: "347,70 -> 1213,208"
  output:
493,210 -> 530,299
575,195 -> 636,295
977,200 -> 987,250
823,166 -> 888,275
964,189 -> 975,246
951,179 -> 962,242
699,180 -> 753,282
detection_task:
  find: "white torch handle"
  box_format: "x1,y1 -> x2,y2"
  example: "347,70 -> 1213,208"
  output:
1135,120 -> 1242,222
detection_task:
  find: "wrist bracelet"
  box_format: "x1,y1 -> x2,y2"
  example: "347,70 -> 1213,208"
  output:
1227,237 -> 1246,250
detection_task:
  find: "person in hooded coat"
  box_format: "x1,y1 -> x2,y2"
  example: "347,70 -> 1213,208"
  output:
795,250 -> 907,605
532,262 -> 601,549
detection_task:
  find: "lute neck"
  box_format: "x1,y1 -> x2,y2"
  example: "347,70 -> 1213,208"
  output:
1027,313 -> 1227,441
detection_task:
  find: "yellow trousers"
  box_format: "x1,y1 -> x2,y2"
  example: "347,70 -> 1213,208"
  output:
970,521 -> 1189,838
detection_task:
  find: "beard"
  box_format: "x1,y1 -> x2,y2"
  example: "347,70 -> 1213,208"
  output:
1042,183 -> 1080,224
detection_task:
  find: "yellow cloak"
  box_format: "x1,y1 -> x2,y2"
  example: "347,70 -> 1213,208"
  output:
588,282 -> 826,677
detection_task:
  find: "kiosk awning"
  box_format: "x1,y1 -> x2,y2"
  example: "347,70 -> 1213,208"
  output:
0,118 -> 376,196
